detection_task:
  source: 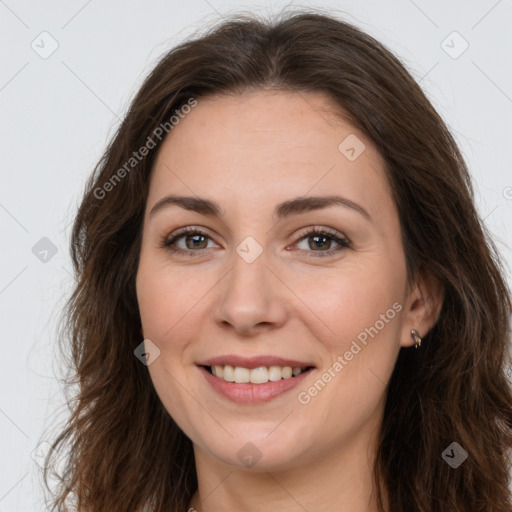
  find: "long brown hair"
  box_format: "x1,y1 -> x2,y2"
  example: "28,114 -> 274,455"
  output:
42,7 -> 512,511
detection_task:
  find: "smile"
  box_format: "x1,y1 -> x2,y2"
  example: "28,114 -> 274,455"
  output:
198,365 -> 315,404
205,364 -> 313,384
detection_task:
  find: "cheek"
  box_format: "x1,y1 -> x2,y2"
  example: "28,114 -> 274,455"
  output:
136,256 -> 206,341
136,258 -> 206,433
289,256 -> 406,416
290,257 -> 405,346
292,263 -> 404,419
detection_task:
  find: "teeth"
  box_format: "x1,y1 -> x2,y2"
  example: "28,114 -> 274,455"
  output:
210,365 -> 308,384
234,367 -> 250,383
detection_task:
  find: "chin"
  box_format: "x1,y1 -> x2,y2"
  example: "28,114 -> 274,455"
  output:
195,427 -> 313,472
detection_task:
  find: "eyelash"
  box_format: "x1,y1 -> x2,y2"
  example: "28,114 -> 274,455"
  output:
160,226 -> 351,258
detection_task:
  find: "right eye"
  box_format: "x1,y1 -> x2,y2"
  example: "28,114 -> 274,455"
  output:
160,227 -> 219,256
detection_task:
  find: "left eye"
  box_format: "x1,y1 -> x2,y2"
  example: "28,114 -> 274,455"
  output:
294,229 -> 350,257
161,227 -> 350,258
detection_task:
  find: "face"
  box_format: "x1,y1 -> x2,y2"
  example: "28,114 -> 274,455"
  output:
136,90 -> 415,472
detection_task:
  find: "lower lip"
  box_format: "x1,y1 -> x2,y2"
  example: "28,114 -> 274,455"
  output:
199,366 -> 314,404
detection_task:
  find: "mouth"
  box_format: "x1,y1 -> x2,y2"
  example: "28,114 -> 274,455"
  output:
201,364 -> 315,384
197,359 -> 317,404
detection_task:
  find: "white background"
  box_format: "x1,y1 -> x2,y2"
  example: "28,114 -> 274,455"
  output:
0,0 -> 511,510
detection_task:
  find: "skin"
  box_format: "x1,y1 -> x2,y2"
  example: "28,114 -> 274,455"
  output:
135,90 -> 443,512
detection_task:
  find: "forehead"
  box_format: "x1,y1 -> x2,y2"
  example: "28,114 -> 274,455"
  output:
148,90 -> 393,221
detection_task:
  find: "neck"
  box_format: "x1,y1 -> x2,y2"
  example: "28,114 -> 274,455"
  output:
187,417 -> 388,512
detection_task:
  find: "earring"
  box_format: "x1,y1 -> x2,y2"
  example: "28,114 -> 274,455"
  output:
411,329 -> 422,349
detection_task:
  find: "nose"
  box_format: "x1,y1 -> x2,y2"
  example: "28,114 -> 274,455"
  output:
213,248 -> 288,336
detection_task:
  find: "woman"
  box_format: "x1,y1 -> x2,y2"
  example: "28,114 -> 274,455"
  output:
43,8 -> 512,512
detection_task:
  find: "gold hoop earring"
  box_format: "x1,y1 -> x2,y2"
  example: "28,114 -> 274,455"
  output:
411,329 -> 422,349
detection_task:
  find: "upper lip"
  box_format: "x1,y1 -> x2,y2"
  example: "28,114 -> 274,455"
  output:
198,355 -> 315,369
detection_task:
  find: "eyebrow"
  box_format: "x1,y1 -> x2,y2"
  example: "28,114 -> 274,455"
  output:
149,194 -> 372,221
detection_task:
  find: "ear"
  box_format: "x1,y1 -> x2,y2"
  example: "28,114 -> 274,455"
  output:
399,270 -> 444,348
